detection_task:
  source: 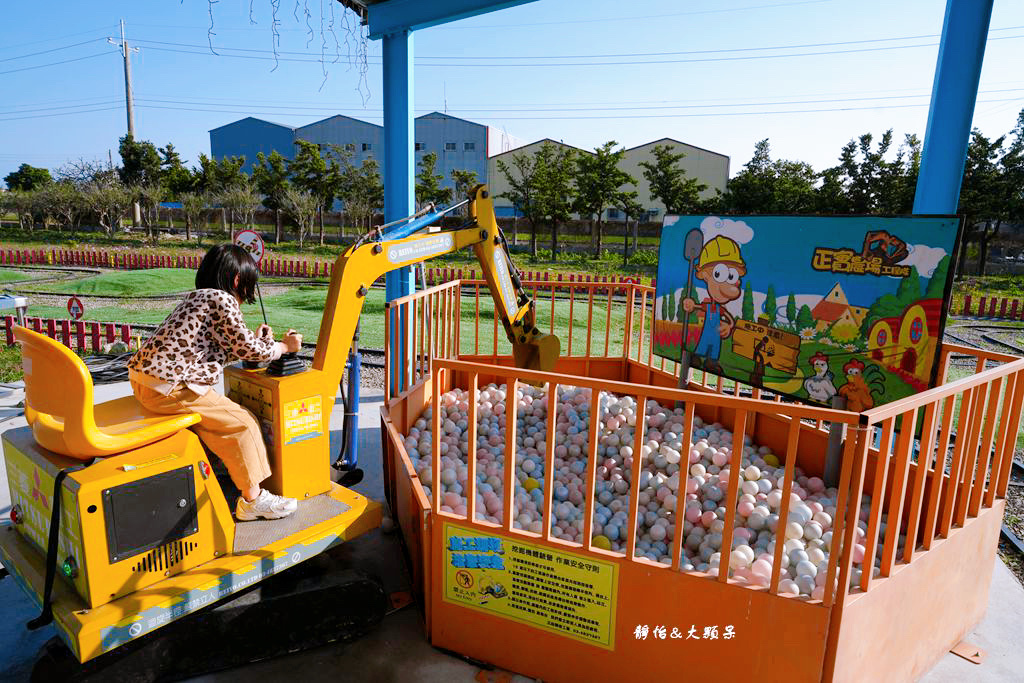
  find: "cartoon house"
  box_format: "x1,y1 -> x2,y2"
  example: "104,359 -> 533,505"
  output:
867,299 -> 942,377
810,283 -> 868,332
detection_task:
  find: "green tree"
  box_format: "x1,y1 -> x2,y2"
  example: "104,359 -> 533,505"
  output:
762,285 -> 777,325
957,129 -> 1006,276
178,192 -> 206,242
638,144 -> 707,214
281,186 -> 318,248
449,168 -> 478,213
533,143 -> 576,258
795,304 -> 815,332
815,167 -> 850,214
288,140 -> 345,246
661,293 -> 670,320
118,135 -> 162,187
253,151 -> 291,243
496,151 -> 543,256
341,157 -> 384,233
613,190 -> 644,265
725,140 -> 819,213
196,153 -> 247,194
4,163 -> 52,191
924,255 -> 951,299
1003,109 -> 1024,233
159,143 -> 196,198
218,180 -> 261,239
38,181 -> 84,233
786,293 -> 797,329
572,141 -> 636,256
136,183 -> 166,241
742,282 -> 755,321
416,152 -> 453,208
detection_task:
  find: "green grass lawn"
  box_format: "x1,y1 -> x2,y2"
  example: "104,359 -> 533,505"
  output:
0,269 -> 45,285
31,268 -> 198,296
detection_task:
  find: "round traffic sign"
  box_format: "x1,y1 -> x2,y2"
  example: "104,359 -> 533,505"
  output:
234,230 -> 265,265
67,296 -> 84,320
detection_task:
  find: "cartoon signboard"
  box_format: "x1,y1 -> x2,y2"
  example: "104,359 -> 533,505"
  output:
654,215 -> 961,409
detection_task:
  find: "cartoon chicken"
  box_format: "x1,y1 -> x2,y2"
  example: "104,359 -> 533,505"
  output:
838,359 -> 874,412
803,352 -> 837,404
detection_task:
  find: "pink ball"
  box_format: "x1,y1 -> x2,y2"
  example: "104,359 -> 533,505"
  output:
808,477 -> 825,492
701,511 -> 717,527
689,450 -> 701,463
685,506 -> 702,523
686,479 -> 698,494
751,559 -> 773,578
712,452 -> 728,467
738,501 -> 755,517
852,543 -> 866,563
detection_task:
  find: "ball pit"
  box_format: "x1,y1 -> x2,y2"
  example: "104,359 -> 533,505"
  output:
403,383 -> 896,597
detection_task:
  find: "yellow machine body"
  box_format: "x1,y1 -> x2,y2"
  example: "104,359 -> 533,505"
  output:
0,184 -> 549,664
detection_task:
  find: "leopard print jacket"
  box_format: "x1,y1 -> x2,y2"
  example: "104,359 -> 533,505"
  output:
127,289 -> 279,388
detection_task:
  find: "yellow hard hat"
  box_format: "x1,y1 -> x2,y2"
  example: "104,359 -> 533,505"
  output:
698,236 -> 744,269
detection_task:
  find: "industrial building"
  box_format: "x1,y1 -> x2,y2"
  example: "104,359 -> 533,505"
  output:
209,112 -> 524,193
487,137 -> 729,220
210,115 -> 728,220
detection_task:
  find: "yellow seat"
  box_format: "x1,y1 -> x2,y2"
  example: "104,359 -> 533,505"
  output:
15,327 -> 201,459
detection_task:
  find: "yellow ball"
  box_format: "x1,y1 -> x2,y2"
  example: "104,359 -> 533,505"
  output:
592,535 -> 612,551
764,454 -> 780,467
523,477 -> 540,492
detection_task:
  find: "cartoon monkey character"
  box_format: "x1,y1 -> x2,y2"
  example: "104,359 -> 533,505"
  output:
803,351 -> 837,404
682,236 -> 746,376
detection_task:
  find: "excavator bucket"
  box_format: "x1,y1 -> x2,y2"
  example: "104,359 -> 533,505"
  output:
512,332 -> 561,373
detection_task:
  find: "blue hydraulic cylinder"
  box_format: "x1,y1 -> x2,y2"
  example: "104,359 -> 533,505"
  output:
338,351 -> 360,470
382,207 -> 447,242
383,29 -> 416,397
913,0 -> 994,215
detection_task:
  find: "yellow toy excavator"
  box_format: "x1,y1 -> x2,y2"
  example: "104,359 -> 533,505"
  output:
0,185 -> 559,675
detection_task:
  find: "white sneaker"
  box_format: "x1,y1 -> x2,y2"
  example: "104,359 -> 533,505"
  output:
235,489 -> 298,521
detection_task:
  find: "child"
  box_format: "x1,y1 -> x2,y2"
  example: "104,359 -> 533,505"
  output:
128,244 -> 303,521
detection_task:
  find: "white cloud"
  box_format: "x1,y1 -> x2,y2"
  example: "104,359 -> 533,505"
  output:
662,215 -> 680,228
699,216 -> 754,245
898,244 -> 947,277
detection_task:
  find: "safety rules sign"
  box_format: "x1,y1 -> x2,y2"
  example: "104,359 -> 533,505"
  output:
443,522 -> 618,649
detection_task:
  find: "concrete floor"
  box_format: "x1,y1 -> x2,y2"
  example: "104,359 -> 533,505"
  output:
0,379 -> 1021,682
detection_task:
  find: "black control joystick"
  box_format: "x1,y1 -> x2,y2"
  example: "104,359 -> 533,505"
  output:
266,352 -> 306,377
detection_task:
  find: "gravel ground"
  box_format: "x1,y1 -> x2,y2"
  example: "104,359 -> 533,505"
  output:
945,321 -> 1024,588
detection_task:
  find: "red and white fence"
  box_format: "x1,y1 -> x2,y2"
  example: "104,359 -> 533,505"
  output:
0,247 -> 653,286
4,316 -> 134,352
960,294 -> 1024,320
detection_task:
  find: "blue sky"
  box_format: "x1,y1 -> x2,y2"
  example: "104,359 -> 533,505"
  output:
3,1 -> 1024,183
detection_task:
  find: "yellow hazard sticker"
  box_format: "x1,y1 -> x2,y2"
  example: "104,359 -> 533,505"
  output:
443,522 -> 617,649
282,396 -> 322,445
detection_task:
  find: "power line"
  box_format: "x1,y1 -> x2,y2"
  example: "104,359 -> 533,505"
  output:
129,87 -> 1024,114
124,96 -> 1024,121
0,26 -> 116,52
0,38 -> 109,64
132,33 -> 1024,67
130,26 -> 1024,61
0,100 -> 121,116
0,105 -> 123,122
0,51 -> 115,76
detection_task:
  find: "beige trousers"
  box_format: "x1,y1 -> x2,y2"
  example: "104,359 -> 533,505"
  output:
132,383 -> 272,490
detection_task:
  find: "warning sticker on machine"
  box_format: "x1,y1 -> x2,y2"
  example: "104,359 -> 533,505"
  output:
442,522 -> 617,649
387,233 -> 454,264
282,395 -> 322,445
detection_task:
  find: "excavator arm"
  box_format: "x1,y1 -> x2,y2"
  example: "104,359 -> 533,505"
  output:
311,184 -> 560,394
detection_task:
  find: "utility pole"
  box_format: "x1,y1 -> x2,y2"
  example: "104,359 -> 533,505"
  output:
111,20 -> 141,226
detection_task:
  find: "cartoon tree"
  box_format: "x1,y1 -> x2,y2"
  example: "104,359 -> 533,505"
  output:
677,283 -> 698,324
896,266 -> 922,304
796,304 -> 815,331
786,293 -> 797,329
762,285 -> 777,324
661,293 -> 670,321
742,282 -> 754,321
924,255 -> 950,299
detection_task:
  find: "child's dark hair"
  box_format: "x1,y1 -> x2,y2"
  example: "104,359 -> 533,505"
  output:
196,244 -> 259,304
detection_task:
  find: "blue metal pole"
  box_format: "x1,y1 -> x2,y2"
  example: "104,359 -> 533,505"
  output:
383,30 -> 416,396
913,0 -> 994,215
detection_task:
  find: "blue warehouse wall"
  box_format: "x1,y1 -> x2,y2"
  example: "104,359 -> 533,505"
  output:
294,115 -> 385,171
209,117 -> 295,175
208,112 -> 492,207
415,112 -> 488,199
